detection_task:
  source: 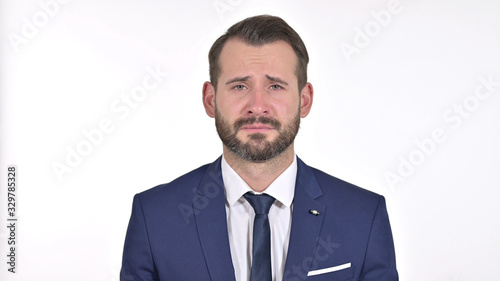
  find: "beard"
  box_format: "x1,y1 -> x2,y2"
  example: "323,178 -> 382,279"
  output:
215,108 -> 300,162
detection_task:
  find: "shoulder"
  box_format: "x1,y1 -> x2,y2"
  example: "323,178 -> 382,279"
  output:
133,161 -> 214,209
312,166 -> 381,200
301,161 -> 385,214
298,157 -> 381,200
305,166 -> 390,229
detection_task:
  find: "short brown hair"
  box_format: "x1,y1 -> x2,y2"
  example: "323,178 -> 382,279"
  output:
208,15 -> 309,92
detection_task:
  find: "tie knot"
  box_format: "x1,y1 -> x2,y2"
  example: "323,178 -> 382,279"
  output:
244,192 -> 275,215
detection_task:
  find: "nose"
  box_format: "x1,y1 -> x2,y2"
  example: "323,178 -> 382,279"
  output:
246,88 -> 269,116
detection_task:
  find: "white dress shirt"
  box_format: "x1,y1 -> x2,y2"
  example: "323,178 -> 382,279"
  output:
222,155 -> 297,281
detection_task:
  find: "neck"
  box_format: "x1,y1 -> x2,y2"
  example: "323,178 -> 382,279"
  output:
223,145 -> 295,193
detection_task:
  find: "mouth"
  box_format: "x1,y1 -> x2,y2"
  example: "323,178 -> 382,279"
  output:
240,123 -> 274,133
234,116 -> 281,134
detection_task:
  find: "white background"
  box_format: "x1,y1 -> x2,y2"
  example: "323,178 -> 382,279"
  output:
1,0 -> 499,280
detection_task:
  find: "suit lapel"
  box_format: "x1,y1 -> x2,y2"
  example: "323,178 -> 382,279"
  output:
193,157 -> 325,281
194,157 -> 236,281
283,157 -> 326,281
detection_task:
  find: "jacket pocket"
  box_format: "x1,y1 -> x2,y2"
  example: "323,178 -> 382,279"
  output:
306,265 -> 354,281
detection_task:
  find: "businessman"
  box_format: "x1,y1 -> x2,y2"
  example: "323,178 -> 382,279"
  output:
121,15 -> 398,281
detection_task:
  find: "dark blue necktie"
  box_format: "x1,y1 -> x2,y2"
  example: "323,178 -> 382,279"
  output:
244,192 -> 276,281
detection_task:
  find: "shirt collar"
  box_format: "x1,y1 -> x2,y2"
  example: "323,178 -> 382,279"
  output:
221,154 -> 297,208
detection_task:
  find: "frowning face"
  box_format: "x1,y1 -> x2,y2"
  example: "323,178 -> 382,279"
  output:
203,39 -> 313,162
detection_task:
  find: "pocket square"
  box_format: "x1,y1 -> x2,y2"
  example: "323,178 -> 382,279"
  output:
307,262 -> 352,276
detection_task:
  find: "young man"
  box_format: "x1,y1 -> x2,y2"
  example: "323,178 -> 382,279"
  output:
121,15 -> 398,281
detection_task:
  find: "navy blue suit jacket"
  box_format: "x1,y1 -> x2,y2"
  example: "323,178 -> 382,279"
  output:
121,157 -> 398,280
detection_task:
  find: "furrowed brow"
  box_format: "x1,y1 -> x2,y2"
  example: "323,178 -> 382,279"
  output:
225,76 -> 251,85
265,75 -> 289,86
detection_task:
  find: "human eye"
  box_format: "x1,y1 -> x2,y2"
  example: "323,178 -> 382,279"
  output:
270,84 -> 283,91
233,84 -> 247,91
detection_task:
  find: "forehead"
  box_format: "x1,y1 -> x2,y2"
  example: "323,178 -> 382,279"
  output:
218,39 -> 298,80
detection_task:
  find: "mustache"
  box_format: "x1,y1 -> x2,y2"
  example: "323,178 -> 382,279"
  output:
233,116 -> 281,131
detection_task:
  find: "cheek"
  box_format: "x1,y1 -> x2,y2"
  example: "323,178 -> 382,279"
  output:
219,97 -> 248,116
215,100 -> 239,120
276,99 -> 300,116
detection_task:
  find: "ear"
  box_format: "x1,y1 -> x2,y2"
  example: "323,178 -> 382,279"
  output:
299,82 -> 313,118
202,81 -> 216,118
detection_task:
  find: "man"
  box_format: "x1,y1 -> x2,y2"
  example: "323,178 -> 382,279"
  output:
121,15 -> 398,281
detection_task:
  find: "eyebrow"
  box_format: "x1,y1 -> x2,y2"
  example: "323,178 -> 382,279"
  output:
225,76 -> 251,85
225,75 -> 289,86
265,74 -> 289,86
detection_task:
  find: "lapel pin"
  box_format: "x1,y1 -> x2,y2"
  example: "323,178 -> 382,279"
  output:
309,209 -> 320,216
